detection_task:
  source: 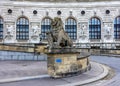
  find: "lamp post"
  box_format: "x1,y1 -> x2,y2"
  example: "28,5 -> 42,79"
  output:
39,34 -> 42,43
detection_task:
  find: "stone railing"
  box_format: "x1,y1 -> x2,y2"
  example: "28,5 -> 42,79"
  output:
74,43 -> 120,49
0,44 -> 34,53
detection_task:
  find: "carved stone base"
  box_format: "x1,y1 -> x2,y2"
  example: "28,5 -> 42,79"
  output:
47,48 -> 91,78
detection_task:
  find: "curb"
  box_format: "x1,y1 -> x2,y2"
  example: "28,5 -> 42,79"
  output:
57,62 -> 109,86
93,54 -> 120,58
0,75 -> 50,83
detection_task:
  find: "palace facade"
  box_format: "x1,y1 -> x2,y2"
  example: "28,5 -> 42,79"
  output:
0,0 -> 120,48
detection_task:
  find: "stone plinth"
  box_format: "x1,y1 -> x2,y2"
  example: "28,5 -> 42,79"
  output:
47,48 -> 91,78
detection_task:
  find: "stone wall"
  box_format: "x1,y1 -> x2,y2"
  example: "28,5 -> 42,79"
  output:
0,51 -> 47,61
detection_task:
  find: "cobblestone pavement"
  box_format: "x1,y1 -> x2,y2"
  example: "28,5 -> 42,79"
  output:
0,61 -> 104,86
0,61 -> 47,79
83,55 -> 120,86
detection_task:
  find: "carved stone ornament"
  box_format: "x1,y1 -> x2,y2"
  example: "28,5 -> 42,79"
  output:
103,24 -> 112,42
5,25 -> 14,39
31,25 -> 39,40
79,24 -> 87,38
104,24 -> 111,36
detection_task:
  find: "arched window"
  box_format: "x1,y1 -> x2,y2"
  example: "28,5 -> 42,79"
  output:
114,16 -> 120,39
0,17 -> 3,39
89,17 -> 101,39
65,18 -> 77,40
16,17 -> 29,40
41,18 -> 52,40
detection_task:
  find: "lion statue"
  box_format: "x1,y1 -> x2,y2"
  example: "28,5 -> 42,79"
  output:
46,17 -> 73,48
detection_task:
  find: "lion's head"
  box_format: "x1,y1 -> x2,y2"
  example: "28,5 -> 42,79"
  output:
51,17 -> 63,29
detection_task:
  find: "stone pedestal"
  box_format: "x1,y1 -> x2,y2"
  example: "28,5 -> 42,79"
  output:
47,48 -> 91,78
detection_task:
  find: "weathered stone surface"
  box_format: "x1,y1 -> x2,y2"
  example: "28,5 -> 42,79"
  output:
46,17 -> 73,48
0,44 -> 34,53
47,52 -> 90,78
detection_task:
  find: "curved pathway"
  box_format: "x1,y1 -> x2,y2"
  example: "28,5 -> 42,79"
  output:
0,59 -> 106,86
0,55 -> 119,86
86,55 -> 120,86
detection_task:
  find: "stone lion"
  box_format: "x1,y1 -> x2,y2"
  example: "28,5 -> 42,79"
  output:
46,17 -> 73,48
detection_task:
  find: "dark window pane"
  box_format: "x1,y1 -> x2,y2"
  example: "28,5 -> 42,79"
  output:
65,18 -> 77,40
16,17 -> 29,40
0,18 -> 3,39
114,16 -> 120,39
89,17 -> 101,39
41,18 -> 51,40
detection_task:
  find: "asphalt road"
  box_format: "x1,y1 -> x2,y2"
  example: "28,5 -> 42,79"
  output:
0,55 -> 120,86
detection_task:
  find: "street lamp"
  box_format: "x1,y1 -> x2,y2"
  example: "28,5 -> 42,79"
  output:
39,34 -> 43,43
